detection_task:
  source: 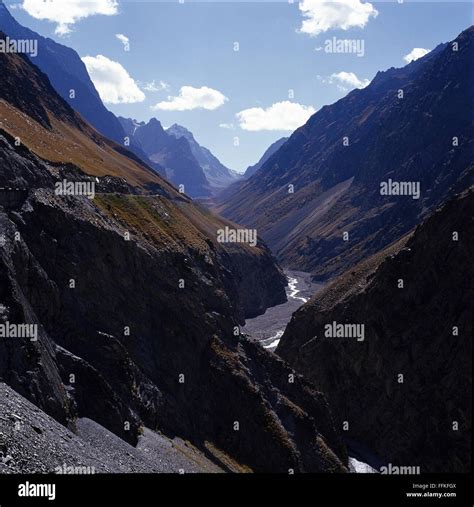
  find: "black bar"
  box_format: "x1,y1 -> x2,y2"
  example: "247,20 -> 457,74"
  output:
0,473 -> 472,506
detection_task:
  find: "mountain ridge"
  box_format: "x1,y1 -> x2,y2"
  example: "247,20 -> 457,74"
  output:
220,27 -> 474,280
244,137 -> 288,179
119,116 -> 212,198
0,0 -> 125,144
167,123 -> 240,191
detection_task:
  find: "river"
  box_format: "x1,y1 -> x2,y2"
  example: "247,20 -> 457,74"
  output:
242,270 -> 324,351
243,269 -> 379,474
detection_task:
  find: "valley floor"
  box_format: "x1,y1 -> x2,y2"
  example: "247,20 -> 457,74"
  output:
242,270 -> 324,351
243,270 -> 380,474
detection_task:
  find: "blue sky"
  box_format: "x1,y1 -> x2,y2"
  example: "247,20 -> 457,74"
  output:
8,1 -> 473,172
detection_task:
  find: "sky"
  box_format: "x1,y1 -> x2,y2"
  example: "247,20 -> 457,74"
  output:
7,0 -> 473,172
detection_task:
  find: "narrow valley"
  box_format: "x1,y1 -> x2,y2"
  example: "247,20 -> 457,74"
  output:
0,2 -> 472,504
243,270 -> 324,351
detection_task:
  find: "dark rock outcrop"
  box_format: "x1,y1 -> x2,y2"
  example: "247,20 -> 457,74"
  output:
0,159 -> 343,470
277,190 -> 473,472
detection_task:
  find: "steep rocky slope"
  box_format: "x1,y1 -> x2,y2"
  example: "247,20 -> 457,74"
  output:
0,383 -> 222,473
220,27 -> 473,279
277,189 -> 473,472
0,36 -> 172,193
0,44 -> 347,472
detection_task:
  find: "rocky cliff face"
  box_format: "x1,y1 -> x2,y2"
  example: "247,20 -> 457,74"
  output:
0,43 -> 346,472
220,27 -> 473,279
277,189 -> 473,472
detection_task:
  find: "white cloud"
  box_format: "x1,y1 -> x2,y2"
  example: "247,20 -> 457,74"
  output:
152,86 -> 227,111
403,47 -> 430,63
21,0 -> 118,36
143,80 -> 170,92
299,0 -> 378,37
219,123 -> 235,130
115,33 -> 129,48
81,55 -> 146,104
236,101 -> 315,132
320,71 -> 370,91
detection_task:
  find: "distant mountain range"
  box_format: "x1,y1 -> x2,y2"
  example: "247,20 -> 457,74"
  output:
119,116 -> 211,197
167,123 -> 240,190
120,117 -> 239,198
0,0 -> 238,199
220,27 -> 474,279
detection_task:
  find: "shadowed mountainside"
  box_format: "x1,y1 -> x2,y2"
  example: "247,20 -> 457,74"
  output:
219,27 -> 474,280
0,40 -> 348,473
0,2 -> 173,179
0,33 -> 171,192
0,0 -> 125,144
0,383 -> 223,473
277,189 -> 473,472
244,137 -> 288,179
